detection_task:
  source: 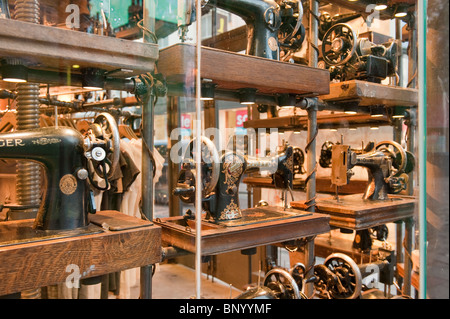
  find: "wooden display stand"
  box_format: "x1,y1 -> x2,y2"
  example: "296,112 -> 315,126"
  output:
155,209 -> 330,256
243,175 -> 368,195
0,211 -> 161,296
291,194 -> 417,230
320,80 -> 418,107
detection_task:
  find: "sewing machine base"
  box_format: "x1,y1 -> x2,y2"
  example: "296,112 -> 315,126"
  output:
0,221 -> 102,248
0,210 -> 161,296
0,209 -> 155,247
206,206 -> 312,227
292,194 -> 416,230
155,210 -> 329,256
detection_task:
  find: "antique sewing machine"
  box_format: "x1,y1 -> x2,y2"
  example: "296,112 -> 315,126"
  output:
0,113 -> 120,242
178,0 -> 305,60
172,136 -> 309,226
319,23 -> 399,83
331,140 -> 414,201
319,140 -> 375,169
313,251 -> 397,299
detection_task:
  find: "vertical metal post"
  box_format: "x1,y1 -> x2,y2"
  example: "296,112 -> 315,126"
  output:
406,110 -> 416,196
393,18 -> 405,290
195,0 -> 203,300
395,18 -> 405,87
168,97 -> 182,217
303,0 -> 319,299
405,14 -> 417,197
396,222 -> 404,291
140,92 -> 155,299
140,0 -> 156,300
403,217 -> 414,297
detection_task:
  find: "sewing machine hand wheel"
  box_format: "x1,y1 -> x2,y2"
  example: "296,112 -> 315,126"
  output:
319,141 -> 334,168
175,136 -> 220,203
92,113 -> 120,180
263,268 -> 302,299
292,147 -> 305,174
375,141 -> 407,177
323,253 -> 362,299
321,23 -> 357,66
278,0 -> 305,51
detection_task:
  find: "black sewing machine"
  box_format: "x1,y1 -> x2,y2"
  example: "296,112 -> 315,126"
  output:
179,0 -> 305,60
0,113 -> 120,243
319,23 -> 399,83
173,136 -> 308,226
331,141 -> 414,201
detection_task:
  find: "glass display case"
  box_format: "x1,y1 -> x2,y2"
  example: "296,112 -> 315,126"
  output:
0,0 -> 447,301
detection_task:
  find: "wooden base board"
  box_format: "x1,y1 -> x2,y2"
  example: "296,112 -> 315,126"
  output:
243,176 -> 368,194
319,80 -> 418,107
155,209 -> 330,256
0,211 -> 161,296
292,194 -> 416,230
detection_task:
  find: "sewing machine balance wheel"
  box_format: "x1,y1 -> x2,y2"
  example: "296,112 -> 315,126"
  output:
176,136 -> 220,203
92,113 -> 121,180
278,1 -> 305,51
321,23 -> 357,66
292,146 -> 305,175
375,141 -> 407,176
323,253 -> 362,299
263,268 -> 303,299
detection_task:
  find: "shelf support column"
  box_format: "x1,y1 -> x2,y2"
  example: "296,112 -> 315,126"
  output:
140,0 -> 157,300
302,0 -> 320,299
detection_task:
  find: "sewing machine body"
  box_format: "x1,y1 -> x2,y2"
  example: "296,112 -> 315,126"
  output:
207,0 -> 282,59
212,146 -> 294,221
174,139 -> 299,225
179,0 -> 304,60
331,141 -> 411,201
0,113 -> 119,235
0,127 -> 92,230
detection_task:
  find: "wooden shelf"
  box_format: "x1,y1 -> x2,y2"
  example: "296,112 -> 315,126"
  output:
244,112 -> 391,131
157,43 -> 330,96
0,19 -> 158,77
155,208 -> 330,256
291,194 -> 416,230
320,80 -> 418,107
0,211 -> 161,296
243,176 -> 368,195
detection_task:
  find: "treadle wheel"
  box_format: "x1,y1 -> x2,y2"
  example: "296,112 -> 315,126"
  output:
324,253 -> 362,299
263,268 -> 302,299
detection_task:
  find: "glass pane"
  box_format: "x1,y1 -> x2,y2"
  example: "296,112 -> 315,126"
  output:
0,0 -> 447,302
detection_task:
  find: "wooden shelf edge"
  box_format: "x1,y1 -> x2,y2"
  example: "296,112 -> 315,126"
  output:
0,217 -> 162,296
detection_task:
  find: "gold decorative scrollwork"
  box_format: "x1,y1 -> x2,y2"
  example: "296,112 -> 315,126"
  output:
219,199 -> 241,220
222,154 -> 244,192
